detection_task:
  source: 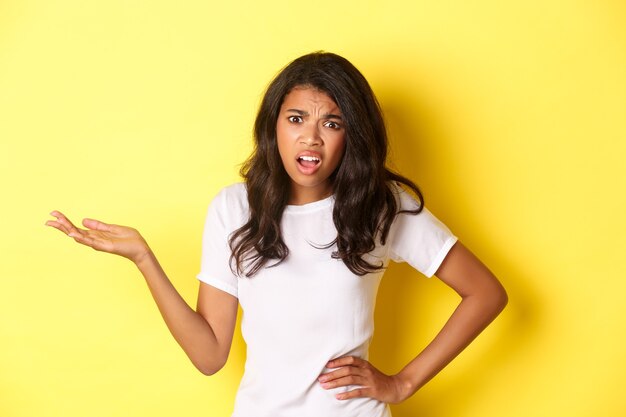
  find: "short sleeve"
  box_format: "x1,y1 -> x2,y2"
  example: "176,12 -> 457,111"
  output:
388,190 -> 458,278
196,184 -> 247,298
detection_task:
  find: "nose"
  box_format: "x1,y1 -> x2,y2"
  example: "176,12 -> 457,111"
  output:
299,124 -> 322,147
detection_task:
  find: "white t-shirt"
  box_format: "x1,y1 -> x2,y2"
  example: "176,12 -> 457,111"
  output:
197,183 -> 457,417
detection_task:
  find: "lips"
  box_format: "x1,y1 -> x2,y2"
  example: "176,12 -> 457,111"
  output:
296,151 -> 322,175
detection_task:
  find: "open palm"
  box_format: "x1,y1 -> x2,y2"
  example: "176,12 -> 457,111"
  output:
46,211 -> 150,264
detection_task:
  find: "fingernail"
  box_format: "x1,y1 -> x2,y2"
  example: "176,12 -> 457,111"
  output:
321,382 -> 330,389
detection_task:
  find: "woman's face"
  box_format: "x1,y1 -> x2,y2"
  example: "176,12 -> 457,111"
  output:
276,86 -> 346,205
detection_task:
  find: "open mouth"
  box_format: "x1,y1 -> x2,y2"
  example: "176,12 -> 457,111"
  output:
297,155 -> 321,168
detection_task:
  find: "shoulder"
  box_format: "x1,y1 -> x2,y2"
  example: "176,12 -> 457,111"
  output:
388,182 -> 449,235
389,182 -> 422,212
387,185 -> 457,276
208,182 -> 249,222
212,182 -> 248,207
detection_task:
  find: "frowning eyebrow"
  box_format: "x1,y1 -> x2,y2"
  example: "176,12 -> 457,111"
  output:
285,109 -> 343,120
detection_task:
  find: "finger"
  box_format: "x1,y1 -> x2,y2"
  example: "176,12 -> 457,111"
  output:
50,210 -> 65,218
82,218 -> 112,232
47,211 -> 82,236
48,222 -> 96,249
319,365 -> 365,382
335,387 -> 371,401
45,220 -> 67,233
68,229 -> 94,243
320,374 -> 367,390
326,356 -> 366,369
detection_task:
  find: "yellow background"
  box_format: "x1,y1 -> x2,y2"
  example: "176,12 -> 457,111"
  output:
1,1 -> 625,416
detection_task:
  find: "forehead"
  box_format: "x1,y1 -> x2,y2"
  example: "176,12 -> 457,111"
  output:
280,87 -> 341,112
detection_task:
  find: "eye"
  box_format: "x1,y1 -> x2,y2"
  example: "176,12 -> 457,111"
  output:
324,120 -> 342,130
288,115 -> 303,123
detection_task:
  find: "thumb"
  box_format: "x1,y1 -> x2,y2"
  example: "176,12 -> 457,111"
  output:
82,218 -> 112,232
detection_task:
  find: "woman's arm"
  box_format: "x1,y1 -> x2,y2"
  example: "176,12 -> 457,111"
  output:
319,241 -> 507,402
391,241 -> 508,398
135,253 -> 238,375
46,211 -> 238,375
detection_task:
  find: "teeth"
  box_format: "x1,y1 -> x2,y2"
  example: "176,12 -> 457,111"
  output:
299,156 -> 320,162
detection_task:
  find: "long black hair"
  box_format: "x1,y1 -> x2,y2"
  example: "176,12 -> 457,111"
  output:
229,51 -> 424,277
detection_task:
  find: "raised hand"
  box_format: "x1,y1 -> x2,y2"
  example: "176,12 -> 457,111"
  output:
46,211 -> 151,264
318,356 -> 412,404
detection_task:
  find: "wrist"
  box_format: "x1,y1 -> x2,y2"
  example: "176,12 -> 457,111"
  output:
393,370 -> 419,401
133,246 -> 154,268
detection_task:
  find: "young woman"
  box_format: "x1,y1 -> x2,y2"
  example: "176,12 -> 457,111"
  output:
46,52 -> 507,417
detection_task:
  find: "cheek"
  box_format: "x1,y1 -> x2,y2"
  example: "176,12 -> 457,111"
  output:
327,137 -> 347,171
334,136 -> 347,160
275,126 -> 289,155
276,122 -> 295,148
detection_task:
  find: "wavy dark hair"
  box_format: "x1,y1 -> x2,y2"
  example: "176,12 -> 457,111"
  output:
229,51 -> 424,277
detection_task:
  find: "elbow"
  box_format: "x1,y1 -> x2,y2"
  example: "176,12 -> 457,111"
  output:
198,366 -> 221,376
463,280 -> 508,315
193,355 -> 228,376
491,283 -> 508,316
470,281 -> 508,318
501,287 -> 509,309
196,361 -> 225,376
